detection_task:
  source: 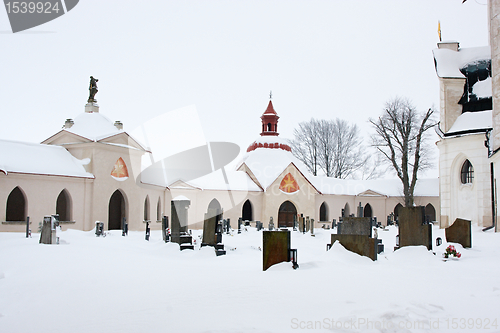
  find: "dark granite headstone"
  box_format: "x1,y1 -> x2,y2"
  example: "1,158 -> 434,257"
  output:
162,216 -> 169,242
398,206 -> 432,250
95,221 -> 104,237
445,218 -> 472,248
202,214 -> 217,246
337,217 -> 372,237
171,199 -> 194,250
263,230 -> 294,271
330,234 -> 377,261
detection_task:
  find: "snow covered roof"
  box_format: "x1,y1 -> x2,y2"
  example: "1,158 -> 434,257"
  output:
310,177 -> 439,197
0,139 -> 93,178
188,169 -> 262,192
446,110 -> 492,136
237,147 -> 312,190
433,46 -> 490,78
65,112 -> 122,141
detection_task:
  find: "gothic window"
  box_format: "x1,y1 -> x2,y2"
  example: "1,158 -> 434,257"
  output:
460,159 -> 474,184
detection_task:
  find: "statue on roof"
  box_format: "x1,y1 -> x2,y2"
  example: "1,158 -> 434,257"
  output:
87,76 -> 98,103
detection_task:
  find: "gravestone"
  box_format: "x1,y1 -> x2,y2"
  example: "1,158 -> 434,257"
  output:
238,217 -> 242,234
299,215 -> 304,233
398,206 -> 432,250
40,215 -> 59,245
171,198 -> 194,250
337,217 -> 372,237
256,221 -> 263,231
202,214 -> 217,246
293,215 -> 298,231
202,214 -> 226,255
95,221 -> 104,237
25,216 -> 30,238
145,221 -> 150,241
268,217 -> 275,231
121,217 -> 128,236
445,218 -> 472,248
263,230 -> 298,270
310,218 -> 315,236
329,234 -> 377,261
357,202 -> 363,217
305,216 -> 310,233
162,216 -> 169,242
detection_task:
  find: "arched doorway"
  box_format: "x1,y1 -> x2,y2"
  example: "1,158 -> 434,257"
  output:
278,201 -> 297,228
425,203 -> 436,222
6,186 -> 26,222
207,198 -> 222,221
242,199 -> 252,221
108,190 -> 126,230
56,189 -> 72,222
343,203 -> 350,217
364,203 -> 372,218
320,202 -> 328,221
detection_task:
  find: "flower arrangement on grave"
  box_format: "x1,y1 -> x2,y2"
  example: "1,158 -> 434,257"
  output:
444,245 -> 461,259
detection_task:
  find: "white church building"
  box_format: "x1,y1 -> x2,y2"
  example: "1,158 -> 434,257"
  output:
433,0 -> 500,231
0,97 -> 439,233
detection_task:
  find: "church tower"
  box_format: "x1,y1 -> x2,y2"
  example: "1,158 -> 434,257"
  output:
260,100 -> 279,136
247,99 -> 291,152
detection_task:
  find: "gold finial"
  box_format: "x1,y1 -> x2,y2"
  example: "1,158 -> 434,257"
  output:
438,21 -> 442,42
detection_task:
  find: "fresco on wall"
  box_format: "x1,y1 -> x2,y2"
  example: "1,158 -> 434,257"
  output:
111,157 -> 129,181
279,173 -> 299,193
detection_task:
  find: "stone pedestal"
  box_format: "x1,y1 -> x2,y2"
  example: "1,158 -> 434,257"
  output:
85,103 -> 99,113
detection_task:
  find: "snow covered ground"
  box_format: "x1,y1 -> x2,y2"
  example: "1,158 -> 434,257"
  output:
1,225 -> 500,333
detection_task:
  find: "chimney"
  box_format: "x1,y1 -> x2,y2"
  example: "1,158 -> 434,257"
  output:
114,121 -> 123,130
64,119 -> 74,129
437,41 -> 459,52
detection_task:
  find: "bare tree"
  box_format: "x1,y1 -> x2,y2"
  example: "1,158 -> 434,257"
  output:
358,153 -> 386,180
289,119 -> 320,176
370,97 -> 436,207
290,118 -> 368,179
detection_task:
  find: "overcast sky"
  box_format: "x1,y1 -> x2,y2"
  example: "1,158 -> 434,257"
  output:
0,0 -> 490,178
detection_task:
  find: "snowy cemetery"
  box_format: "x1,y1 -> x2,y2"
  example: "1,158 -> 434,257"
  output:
1,207 -> 500,333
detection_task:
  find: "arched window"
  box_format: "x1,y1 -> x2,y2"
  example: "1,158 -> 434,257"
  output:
394,203 -> 403,218
56,189 -> 72,222
320,202 -> 328,221
157,197 -> 161,221
242,199 -> 253,221
364,203 -> 372,218
425,203 -> 436,222
6,186 -> 26,222
461,159 -> 474,184
144,195 -> 150,221
207,198 -> 222,220
343,203 -> 350,217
